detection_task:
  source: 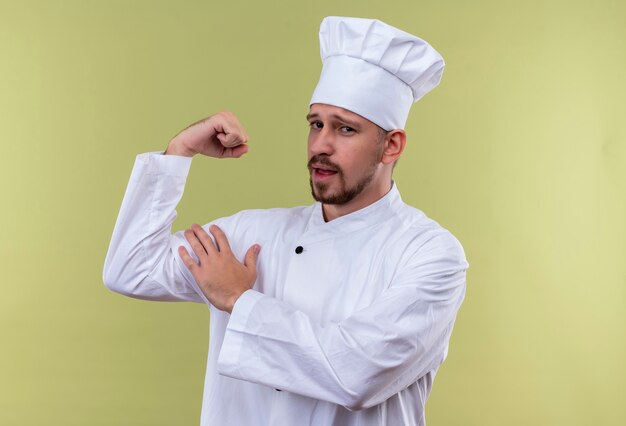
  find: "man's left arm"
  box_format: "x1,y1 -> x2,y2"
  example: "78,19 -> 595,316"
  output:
182,225 -> 467,410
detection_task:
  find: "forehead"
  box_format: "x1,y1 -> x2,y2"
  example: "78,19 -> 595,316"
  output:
307,103 -> 371,125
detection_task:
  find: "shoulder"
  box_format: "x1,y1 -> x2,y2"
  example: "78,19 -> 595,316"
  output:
390,202 -> 467,269
382,204 -> 468,298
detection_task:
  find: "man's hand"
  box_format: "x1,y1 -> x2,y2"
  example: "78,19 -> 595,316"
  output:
179,224 -> 260,313
165,111 -> 250,158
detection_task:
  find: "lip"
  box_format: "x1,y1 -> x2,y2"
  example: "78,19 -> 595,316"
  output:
311,167 -> 338,181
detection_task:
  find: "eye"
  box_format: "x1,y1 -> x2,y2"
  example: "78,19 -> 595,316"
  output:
340,126 -> 355,133
308,121 -> 323,130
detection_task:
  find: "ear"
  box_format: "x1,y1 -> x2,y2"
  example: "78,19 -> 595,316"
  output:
381,130 -> 406,165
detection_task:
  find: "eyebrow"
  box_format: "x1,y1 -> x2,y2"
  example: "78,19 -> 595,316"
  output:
306,112 -> 360,127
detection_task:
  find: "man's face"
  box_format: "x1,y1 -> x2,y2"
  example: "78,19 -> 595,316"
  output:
306,103 -> 386,205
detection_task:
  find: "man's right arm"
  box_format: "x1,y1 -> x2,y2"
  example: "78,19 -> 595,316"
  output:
102,151 -> 208,302
102,112 -> 251,302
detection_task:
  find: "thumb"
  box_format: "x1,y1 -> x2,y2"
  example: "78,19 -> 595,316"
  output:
244,244 -> 261,271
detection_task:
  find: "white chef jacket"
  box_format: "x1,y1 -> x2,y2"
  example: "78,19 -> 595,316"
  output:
103,152 -> 468,426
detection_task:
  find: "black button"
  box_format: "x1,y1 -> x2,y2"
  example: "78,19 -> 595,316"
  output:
295,246 -> 303,254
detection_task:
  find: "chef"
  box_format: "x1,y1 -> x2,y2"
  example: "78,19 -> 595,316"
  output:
104,16 -> 468,426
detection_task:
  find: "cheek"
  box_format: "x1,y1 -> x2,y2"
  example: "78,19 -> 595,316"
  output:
346,149 -> 381,175
351,146 -> 376,165
306,134 -> 317,158
339,152 -> 364,176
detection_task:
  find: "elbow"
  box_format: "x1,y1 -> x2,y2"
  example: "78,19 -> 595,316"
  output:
102,264 -> 139,297
343,399 -> 367,412
333,359 -> 427,411
102,246 -> 150,297
102,268 -> 126,296
334,387 -> 377,412
340,392 -> 376,412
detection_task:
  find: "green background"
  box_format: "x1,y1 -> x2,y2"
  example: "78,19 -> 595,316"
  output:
1,0 -> 624,424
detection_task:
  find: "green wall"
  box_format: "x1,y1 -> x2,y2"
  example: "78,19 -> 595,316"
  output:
1,0 -> 624,424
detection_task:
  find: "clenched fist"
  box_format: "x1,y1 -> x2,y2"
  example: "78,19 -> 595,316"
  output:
165,111 -> 250,158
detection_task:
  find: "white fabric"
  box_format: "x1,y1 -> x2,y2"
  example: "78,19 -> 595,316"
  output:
310,16 -> 445,130
103,152 -> 468,426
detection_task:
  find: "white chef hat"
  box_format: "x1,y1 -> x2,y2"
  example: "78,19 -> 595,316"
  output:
309,16 -> 445,131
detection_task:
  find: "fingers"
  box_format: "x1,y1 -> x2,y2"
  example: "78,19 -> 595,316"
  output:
184,225 -> 219,262
184,227 -> 209,260
214,112 -> 249,148
222,144 -> 250,158
178,246 -> 198,272
217,132 -> 245,148
209,225 -> 232,254
244,244 -> 261,272
190,224 -> 219,256
184,224 -> 258,272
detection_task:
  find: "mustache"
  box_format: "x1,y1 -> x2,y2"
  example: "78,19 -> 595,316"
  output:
307,155 -> 342,174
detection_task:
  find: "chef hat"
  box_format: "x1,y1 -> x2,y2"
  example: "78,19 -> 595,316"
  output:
309,16 -> 445,131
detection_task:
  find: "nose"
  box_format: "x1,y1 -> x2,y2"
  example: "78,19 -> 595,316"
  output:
308,126 -> 335,157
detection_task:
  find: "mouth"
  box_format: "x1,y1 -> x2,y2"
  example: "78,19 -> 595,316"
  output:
310,164 -> 338,181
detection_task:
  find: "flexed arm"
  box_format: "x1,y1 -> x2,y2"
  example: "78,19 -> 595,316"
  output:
103,112 -> 253,302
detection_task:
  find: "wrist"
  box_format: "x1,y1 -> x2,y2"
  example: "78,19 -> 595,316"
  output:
164,141 -> 195,157
226,288 -> 249,314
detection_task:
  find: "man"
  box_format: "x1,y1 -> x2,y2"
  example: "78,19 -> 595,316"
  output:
104,16 -> 468,425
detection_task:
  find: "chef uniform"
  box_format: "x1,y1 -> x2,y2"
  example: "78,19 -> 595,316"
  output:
104,16 -> 468,426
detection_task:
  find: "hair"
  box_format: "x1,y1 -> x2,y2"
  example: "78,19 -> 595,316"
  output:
376,125 -> 388,143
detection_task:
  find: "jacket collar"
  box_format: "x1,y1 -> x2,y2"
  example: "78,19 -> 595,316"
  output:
301,182 -> 403,243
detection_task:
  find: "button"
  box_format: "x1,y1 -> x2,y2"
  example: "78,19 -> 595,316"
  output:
295,246 -> 303,254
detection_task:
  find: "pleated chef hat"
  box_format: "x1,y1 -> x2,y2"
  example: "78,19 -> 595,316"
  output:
309,16 -> 445,131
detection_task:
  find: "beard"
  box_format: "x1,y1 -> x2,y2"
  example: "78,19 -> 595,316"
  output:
308,155 -> 378,205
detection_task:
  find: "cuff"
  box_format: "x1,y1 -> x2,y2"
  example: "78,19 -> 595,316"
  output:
217,290 -> 265,376
230,289 -> 265,330
131,151 -> 193,181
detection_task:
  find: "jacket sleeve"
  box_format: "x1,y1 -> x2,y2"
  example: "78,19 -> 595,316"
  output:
217,233 -> 467,410
102,152 -> 208,303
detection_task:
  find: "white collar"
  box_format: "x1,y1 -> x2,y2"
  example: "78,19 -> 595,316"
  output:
301,182 -> 403,243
